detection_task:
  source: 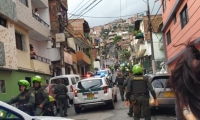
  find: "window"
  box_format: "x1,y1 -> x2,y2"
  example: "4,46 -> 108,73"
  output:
180,5 -> 189,28
71,77 -> 76,85
0,106 -> 23,119
0,16 -> 7,27
0,80 -> 6,93
75,77 -> 80,82
18,0 -> 28,7
77,79 -> 102,90
15,32 -> 24,51
162,0 -> 166,12
174,15 -> 177,24
166,30 -> 171,45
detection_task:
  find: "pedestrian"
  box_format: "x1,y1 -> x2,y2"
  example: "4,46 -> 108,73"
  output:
31,76 -> 49,116
122,70 -> 133,117
54,79 -> 68,117
169,40 -> 200,120
126,64 -> 158,120
115,70 -> 125,101
7,80 -> 35,115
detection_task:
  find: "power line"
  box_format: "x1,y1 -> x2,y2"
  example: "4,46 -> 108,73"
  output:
69,0 -> 91,18
70,0 -> 84,15
67,11 -> 146,18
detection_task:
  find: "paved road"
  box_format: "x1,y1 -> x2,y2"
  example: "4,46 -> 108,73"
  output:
66,73 -> 176,120
105,45 -> 116,66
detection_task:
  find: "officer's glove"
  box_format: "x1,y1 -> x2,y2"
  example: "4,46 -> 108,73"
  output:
125,101 -> 130,107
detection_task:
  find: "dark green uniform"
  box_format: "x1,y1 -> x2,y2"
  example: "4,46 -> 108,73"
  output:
123,75 -> 133,116
7,91 -> 35,115
54,83 -> 68,117
126,75 -> 156,120
32,87 -> 49,116
115,75 -> 125,101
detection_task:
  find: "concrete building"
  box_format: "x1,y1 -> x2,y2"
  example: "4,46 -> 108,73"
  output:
0,0 -> 52,101
160,0 -> 200,72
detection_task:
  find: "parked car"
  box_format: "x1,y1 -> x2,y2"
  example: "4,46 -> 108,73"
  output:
0,101 -> 73,120
49,74 -> 80,103
73,76 -> 117,114
96,69 -> 113,82
149,74 -> 175,112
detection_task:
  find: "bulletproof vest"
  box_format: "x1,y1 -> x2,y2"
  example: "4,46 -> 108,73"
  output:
131,75 -> 148,94
33,87 -> 44,105
18,91 -> 30,105
55,84 -> 67,95
117,76 -> 125,84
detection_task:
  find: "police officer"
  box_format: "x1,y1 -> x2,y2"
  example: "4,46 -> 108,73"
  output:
115,70 -> 125,101
123,70 -> 134,117
54,79 -> 68,117
7,80 -> 35,115
31,76 -> 49,116
126,64 -> 158,120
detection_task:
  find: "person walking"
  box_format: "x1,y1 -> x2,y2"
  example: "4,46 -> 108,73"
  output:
123,70 -> 133,117
54,79 -> 68,117
126,64 -> 158,120
31,76 -> 49,116
115,70 -> 125,101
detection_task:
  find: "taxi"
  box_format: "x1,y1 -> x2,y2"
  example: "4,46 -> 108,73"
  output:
148,74 -> 175,113
73,74 -> 117,114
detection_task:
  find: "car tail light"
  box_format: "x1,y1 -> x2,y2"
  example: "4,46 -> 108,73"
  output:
74,89 -> 78,97
87,74 -> 90,77
103,86 -> 108,94
70,85 -> 73,92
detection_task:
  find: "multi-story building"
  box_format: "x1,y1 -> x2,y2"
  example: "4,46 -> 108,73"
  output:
160,0 -> 200,72
67,19 -> 92,75
0,0 -> 52,101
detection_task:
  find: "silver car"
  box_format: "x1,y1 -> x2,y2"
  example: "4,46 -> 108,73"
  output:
149,74 -> 175,110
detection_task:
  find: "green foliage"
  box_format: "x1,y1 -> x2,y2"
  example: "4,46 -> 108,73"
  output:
120,49 -> 131,62
134,30 -> 142,35
113,36 -> 122,44
129,25 -> 135,33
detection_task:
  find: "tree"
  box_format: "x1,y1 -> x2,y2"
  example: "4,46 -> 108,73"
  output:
120,49 -> 131,62
113,36 -> 122,44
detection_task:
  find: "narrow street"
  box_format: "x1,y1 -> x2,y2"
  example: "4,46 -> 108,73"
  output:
66,73 -> 176,120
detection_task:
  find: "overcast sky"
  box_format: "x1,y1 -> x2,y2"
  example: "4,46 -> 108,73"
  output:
68,0 -> 162,28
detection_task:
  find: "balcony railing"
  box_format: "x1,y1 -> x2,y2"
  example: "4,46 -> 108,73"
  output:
34,55 -> 51,64
32,13 -> 49,27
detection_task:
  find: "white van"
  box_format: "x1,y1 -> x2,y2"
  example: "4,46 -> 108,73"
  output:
49,74 -> 80,102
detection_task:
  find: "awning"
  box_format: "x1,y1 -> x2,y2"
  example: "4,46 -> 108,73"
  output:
135,33 -> 144,39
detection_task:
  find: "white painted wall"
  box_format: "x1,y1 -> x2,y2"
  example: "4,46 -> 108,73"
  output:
152,33 -> 164,60
39,8 -> 50,27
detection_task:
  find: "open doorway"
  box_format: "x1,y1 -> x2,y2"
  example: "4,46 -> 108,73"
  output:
25,77 -> 31,87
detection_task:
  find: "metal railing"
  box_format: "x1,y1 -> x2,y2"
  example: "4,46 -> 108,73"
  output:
35,55 -> 51,64
32,13 -> 49,27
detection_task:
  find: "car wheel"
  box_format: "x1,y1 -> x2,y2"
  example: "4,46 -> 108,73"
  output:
52,104 -> 58,116
74,106 -> 81,114
114,94 -> 117,102
109,100 -> 115,109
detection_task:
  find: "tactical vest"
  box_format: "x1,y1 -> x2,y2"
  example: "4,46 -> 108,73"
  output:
33,88 -> 44,105
117,76 -> 125,84
18,91 -> 30,105
131,75 -> 148,94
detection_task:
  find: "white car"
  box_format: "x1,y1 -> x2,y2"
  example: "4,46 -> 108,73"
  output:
73,76 -> 117,114
0,101 -> 73,120
96,69 -> 113,82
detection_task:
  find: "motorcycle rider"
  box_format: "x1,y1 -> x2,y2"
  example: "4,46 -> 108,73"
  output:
7,80 -> 35,115
126,64 -> 158,120
31,76 -> 49,116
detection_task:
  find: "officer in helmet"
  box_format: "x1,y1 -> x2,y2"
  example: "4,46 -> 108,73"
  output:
7,80 -> 35,115
126,64 -> 158,120
31,76 -> 49,116
115,70 -> 126,101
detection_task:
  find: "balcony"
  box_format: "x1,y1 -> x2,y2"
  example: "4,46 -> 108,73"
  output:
30,55 -> 51,74
17,50 -> 31,70
76,51 -> 91,65
31,0 -> 48,8
16,0 -> 50,41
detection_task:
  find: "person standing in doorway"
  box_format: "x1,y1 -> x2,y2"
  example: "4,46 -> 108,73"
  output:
54,79 -> 68,117
115,70 -> 125,101
30,45 -> 36,59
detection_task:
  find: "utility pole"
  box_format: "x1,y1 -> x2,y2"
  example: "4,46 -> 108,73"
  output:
58,0 -> 65,75
147,0 -> 156,74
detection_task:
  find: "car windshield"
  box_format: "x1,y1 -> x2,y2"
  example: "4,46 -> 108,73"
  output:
152,76 -> 170,88
77,79 -> 102,90
96,71 -> 107,75
50,78 -> 69,86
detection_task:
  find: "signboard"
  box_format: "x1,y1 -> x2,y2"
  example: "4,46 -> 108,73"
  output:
64,51 -> 72,65
56,33 -> 65,42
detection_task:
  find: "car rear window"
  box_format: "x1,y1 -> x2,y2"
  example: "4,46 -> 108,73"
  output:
77,79 -> 103,90
51,78 -> 69,86
75,77 -> 80,82
152,76 -> 170,88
